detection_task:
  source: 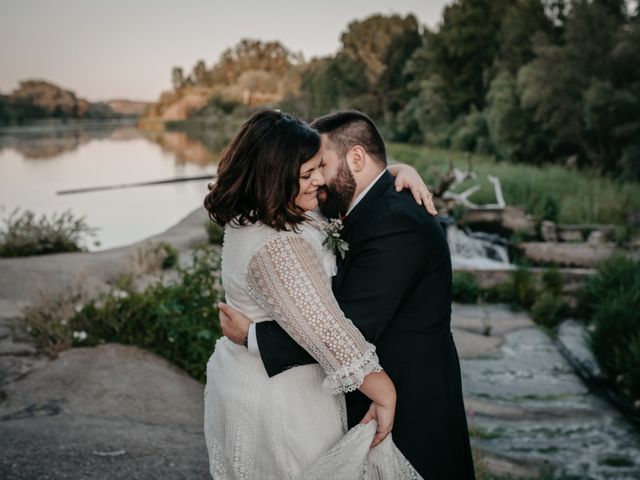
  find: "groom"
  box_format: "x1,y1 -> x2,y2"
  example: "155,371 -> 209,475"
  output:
220,110 -> 475,478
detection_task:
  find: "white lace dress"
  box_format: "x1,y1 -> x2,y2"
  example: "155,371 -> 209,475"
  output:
204,212 -> 421,480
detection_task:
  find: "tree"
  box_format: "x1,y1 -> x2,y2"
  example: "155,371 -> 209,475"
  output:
172,67 -> 185,90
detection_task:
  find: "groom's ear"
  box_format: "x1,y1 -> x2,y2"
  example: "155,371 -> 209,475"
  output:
346,145 -> 367,173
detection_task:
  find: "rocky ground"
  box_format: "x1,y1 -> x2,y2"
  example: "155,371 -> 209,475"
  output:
1,207 -> 639,479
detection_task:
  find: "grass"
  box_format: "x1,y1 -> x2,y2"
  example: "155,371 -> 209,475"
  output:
0,207 -> 99,257
388,143 -> 640,227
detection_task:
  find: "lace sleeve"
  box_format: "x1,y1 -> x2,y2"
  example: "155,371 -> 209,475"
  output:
247,233 -> 382,394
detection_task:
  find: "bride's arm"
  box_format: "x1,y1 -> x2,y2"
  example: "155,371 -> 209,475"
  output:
247,233 -> 396,441
387,164 -> 437,215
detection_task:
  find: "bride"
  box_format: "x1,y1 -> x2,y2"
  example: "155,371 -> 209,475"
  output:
203,109 -> 423,479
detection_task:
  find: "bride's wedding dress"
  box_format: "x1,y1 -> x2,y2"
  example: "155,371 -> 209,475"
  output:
204,211 -> 421,479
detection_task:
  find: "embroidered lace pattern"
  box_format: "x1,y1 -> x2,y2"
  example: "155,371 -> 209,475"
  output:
247,233 -> 382,394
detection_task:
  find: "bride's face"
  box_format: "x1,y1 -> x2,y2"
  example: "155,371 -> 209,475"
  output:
295,152 -> 325,212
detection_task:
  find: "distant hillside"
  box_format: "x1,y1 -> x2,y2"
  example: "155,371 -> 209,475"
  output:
143,39 -> 300,125
105,99 -> 151,116
0,80 -> 148,126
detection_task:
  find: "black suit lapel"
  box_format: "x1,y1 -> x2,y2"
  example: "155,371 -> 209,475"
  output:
333,170 -> 393,291
341,170 -> 393,240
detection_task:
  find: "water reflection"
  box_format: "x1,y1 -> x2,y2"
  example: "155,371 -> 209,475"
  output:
0,122 -> 218,251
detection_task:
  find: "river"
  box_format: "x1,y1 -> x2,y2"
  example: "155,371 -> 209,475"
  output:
0,121 -> 217,251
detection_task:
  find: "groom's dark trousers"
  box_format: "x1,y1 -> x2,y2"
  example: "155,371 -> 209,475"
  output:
255,171 -> 475,479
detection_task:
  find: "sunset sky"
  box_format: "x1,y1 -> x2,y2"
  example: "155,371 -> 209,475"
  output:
0,0 -> 451,102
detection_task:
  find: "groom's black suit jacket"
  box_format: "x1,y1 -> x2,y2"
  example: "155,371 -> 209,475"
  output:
256,171 -> 475,478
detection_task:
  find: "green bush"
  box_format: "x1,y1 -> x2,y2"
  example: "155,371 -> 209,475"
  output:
581,255 -> 640,401
70,245 -> 222,382
531,292 -> 566,328
452,271 -> 481,303
541,268 -> 563,296
576,254 -> 640,318
0,208 -> 98,257
205,220 -> 225,245
510,266 -> 537,308
158,242 -> 179,269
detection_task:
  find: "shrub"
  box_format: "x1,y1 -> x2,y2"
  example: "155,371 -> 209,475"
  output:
589,289 -> 640,400
0,208 -> 98,257
541,267 -> 563,296
71,245 -> 222,382
531,292 -> 566,328
158,242 -> 179,269
452,271 -> 481,303
576,254 -> 640,318
510,266 -> 537,308
20,282 -> 91,358
22,245 -> 223,382
205,220 -> 225,245
578,255 -> 640,402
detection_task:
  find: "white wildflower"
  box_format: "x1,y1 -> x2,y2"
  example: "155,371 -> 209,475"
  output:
72,330 -> 88,341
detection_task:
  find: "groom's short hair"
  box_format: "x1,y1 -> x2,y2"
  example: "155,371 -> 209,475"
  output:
310,111 -> 387,167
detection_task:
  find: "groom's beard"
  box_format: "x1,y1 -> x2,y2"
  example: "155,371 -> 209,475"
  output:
318,159 -> 356,219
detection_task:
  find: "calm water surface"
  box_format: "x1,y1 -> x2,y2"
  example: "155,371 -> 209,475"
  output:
0,122 -> 217,251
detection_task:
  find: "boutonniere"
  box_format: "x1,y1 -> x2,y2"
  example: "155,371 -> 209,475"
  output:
322,218 -> 349,260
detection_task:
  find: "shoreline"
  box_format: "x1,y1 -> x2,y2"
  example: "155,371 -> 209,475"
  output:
0,205 -> 209,304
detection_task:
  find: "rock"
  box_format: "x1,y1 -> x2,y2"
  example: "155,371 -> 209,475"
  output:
0,341 -> 36,356
0,344 -> 208,479
587,230 -> 606,245
462,207 -> 536,236
516,242 -> 622,268
540,220 -> 558,242
558,228 -> 584,243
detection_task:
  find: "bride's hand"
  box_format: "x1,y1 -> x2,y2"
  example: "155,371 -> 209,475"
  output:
361,401 -> 395,449
218,302 -> 253,345
388,164 -> 438,215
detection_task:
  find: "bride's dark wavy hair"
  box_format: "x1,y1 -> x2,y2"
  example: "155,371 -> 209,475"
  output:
204,109 -> 320,231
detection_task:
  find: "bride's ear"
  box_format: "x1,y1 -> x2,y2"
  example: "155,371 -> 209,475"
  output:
347,145 -> 367,173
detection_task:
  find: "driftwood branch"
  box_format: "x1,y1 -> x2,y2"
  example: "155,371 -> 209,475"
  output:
57,174 -> 217,195
434,154 -> 506,210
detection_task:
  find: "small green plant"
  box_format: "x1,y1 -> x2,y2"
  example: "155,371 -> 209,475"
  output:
538,193 -> 559,222
205,220 -> 225,245
0,208 -> 98,257
158,242 -> 179,269
531,292 -> 566,328
19,281 -> 91,358
541,267 -> 563,296
452,271 -> 481,303
510,266 -> 537,308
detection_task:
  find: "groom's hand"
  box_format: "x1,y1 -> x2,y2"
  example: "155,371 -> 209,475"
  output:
218,302 -> 253,345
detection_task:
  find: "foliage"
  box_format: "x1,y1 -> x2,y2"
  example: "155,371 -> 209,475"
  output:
21,246 -> 222,382
0,208 -> 98,257
541,268 -> 563,296
158,242 -> 179,269
576,254 -> 640,317
452,271 -> 481,303
578,255 -> 640,401
510,266 -> 537,308
531,291 -> 566,328
72,246 -> 222,382
205,220 -> 225,245
20,283 -> 91,358
387,143 -> 640,227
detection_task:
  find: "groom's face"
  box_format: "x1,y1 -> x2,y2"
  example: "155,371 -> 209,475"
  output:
317,135 -> 356,219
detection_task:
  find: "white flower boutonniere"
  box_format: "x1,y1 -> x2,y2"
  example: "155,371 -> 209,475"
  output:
322,218 -> 349,260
